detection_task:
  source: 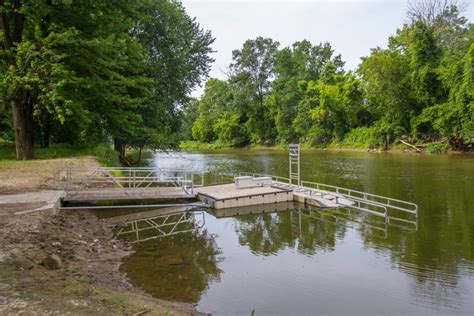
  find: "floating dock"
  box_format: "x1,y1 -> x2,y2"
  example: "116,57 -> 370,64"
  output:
196,183 -> 293,209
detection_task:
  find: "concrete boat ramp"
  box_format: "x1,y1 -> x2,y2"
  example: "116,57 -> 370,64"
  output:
0,190 -> 64,217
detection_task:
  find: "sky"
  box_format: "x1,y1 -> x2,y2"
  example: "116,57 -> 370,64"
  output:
181,0 -> 474,97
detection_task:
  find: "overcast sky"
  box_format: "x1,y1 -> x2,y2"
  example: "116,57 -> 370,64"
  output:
181,0 -> 473,97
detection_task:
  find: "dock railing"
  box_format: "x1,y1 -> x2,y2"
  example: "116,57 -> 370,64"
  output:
56,166 -> 205,196
229,171 -> 417,218
300,180 -> 418,217
237,172 -> 291,185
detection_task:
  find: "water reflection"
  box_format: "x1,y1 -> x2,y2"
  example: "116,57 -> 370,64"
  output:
110,206 -> 206,243
232,204 -> 418,257
119,213 -> 222,302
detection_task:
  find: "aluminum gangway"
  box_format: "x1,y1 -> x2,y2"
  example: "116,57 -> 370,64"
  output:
56,166 -> 205,202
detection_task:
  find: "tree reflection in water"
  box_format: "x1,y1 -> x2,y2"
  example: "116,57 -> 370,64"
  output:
120,222 -> 222,303
234,209 -> 348,256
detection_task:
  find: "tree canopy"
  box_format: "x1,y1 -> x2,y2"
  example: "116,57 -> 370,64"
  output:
1,0 -> 214,160
2,0 -> 472,159
186,1 -> 472,151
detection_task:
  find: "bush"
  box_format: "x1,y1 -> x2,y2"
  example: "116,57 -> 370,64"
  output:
426,143 -> 448,154
94,145 -> 120,166
180,140 -> 233,150
337,127 -> 376,149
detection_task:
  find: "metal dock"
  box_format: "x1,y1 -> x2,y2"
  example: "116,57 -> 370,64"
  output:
56,144 -> 418,224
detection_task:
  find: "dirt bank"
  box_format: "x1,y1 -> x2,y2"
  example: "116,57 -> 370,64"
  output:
0,156 -> 204,315
0,156 -> 98,195
0,209 -> 203,315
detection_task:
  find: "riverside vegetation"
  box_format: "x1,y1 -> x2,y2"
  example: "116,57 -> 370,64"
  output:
184,1 -> 473,152
1,0 -> 214,162
2,1 -> 472,163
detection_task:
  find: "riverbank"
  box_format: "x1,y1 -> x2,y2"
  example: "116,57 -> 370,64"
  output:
0,152 -> 204,315
179,140 -> 471,154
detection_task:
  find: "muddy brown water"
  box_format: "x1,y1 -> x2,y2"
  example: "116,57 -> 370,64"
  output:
95,150 -> 474,315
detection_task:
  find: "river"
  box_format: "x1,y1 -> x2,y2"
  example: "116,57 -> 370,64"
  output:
114,149 -> 473,315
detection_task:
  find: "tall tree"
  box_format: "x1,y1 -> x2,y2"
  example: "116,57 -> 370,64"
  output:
272,40 -> 344,142
1,0 -> 214,160
1,0 -> 147,159
230,37 -> 279,143
192,78 -> 232,142
1,0 -> 34,159
128,0 -> 215,155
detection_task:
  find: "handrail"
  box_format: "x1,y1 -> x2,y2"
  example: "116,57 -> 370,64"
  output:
237,171 -> 291,185
300,180 -> 417,216
56,166 -> 202,195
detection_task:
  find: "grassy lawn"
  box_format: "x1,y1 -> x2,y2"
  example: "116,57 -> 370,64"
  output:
0,140 -> 121,194
0,140 -> 120,166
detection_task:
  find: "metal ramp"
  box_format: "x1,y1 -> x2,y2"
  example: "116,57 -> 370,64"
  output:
55,167 -> 204,201
298,180 -> 418,219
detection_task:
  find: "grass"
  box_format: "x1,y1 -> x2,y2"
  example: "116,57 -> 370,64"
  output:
124,148 -> 154,167
0,140 -> 120,166
108,296 -> 126,310
63,269 -> 83,295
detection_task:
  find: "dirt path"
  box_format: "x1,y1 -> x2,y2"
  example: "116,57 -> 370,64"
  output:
0,157 -> 204,315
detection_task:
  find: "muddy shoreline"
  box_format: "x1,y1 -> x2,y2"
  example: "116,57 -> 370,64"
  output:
0,156 -> 204,315
0,208 -> 203,315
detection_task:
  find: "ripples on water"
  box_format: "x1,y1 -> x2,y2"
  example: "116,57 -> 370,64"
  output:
114,150 -> 474,315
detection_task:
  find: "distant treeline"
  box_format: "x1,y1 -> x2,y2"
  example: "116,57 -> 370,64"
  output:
182,1 -> 473,151
1,0 -> 214,160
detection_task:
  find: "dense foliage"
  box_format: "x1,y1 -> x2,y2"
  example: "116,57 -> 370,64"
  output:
1,0 -> 214,160
186,2 -> 473,150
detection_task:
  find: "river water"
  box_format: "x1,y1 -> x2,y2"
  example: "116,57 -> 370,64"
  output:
115,149 -> 473,315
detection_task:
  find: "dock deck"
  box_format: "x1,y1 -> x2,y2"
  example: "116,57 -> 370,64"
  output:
196,183 -> 293,209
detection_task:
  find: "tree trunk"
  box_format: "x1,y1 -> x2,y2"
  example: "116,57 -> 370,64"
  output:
42,119 -> 51,148
11,98 -> 34,160
114,139 -> 130,166
137,146 -> 142,163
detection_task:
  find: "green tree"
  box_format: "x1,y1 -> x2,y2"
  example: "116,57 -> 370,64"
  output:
178,98 -> 199,141
192,79 -> 232,142
1,0 -> 148,159
272,41 -> 344,142
1,0 -> 214,160
230,37 -> 279,143
125,0 -> 215,157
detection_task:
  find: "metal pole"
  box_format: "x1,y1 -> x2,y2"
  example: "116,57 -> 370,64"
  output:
297,145 -> 300,188
289,149 -> 292,186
